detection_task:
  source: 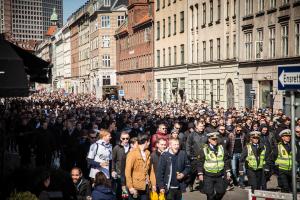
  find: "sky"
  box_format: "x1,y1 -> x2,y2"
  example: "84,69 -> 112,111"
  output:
63,0 -> 88,23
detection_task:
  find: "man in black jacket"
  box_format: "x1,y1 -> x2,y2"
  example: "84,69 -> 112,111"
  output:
185,121 -> 207,191
150,138 -> 167,192
157,138 -> 190,200
71,167 -> 91,200
111,130 -> 130,199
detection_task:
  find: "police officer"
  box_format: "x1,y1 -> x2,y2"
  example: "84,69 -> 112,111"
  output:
272,129 -> 293,193
239,131 -> 271,192
197,132 -> 231,200
186,121 -> 208,191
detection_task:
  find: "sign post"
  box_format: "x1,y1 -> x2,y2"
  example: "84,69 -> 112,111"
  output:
278,65 -> 300,200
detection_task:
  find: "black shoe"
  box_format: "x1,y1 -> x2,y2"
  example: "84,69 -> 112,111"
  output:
238,184 -> 245,189
189,185 -> 194,192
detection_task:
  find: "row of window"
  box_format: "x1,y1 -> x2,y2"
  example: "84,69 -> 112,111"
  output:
156,0 -> 177,11
119,54 -> 152,70
156,11 -> 184,40
156,44 -> 184,67
119,28 -> 152,50
190,0 -> 237,29
245,23 -> 300,60
245,0 -> 300,16
90,54 -> 111,68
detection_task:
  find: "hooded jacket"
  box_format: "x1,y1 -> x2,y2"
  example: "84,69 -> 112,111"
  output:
91,185 -> 115,200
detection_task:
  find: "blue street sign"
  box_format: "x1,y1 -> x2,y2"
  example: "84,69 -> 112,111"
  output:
118,90 -> 125,96
278,65 -> 300,90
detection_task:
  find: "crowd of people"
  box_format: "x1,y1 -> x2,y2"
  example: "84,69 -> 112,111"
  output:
0,91 -> 299,200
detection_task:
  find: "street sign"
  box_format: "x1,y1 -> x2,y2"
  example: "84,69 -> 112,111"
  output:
118,90 -> 125,96
278,66 -> 300,90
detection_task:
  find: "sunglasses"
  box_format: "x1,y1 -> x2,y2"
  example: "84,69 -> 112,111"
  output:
252,137 -> 259,139
90,136 -> 97,139
219,129 -> 225,131
121,138 -> 129,140
210,138 -> 218,141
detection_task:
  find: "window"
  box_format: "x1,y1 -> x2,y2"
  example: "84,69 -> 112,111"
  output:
163,0 -> 165,8
173,14 -> 177,35
226,0 -> 229,18
168,16 -> 171,37
217,79 -> 220,101
157,80 -> 161,100
233,34 -> 236,58
282,25 -> 288,57
269,27 -> 275,58
103,0 -> 110,7
270,0 -> 276,8
191,7 -> 194,30
102,36 -> 110,48
256,29 -> 263,59
102,76 -> 110,86
117,15 -> 125,27
101,16 -> 110,28
174,46 -> 177,65
217,38 -> 221,60
217,0 -> 221,21
192,43 -> 194,62
233,0 -> 236,16
209,39 -> 213,61
282,0 -> 289,5
168,47 -> 171,66
157,50 -> 161,67
296,23 -> 300,56
163,48 -> 165,66
102,54 -> 110,67
209,0 -> 213,23
180,44 -> 184,64
226,36 -> 230,59
258,0 -> 264,11
197,42 -> 199,63
203,41 -> 206,62
180,11 -> 184,33
157,0 -> 160,10
245,0 -> 253,15
203,3 -> 206,25
163,19 -> 165,38
157,21 -> 160,40
203,80 -> 207,100
245,32 -> 253,60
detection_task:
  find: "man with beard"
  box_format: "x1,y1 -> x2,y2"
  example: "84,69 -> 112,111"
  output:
186,121 -> 207,191
71,167 -> 91,200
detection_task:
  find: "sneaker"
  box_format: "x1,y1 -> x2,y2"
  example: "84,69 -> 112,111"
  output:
238,184 -> 245,189
189,185 -> 194,192
226,185 -> 234,191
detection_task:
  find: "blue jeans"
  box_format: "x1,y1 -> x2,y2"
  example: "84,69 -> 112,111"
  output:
231,153 -> 245,185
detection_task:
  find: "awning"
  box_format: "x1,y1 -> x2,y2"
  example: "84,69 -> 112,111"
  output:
9,40 -> 52,83
0,37 -> 29,97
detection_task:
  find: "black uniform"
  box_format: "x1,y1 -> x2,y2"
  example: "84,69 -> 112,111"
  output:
185,130 -> 207,190
239,142 -> 271,192
197,144 -> 231,200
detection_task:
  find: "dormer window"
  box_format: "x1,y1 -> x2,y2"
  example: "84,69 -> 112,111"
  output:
104,0 -> 111,7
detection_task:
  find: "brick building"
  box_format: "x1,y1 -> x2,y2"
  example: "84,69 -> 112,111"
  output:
115,0 -> 154,100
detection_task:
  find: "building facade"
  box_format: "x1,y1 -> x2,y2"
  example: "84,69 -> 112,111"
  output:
238,0 -> 300,111
89,0 -> 127,99
0,0 -> 63,41
154,0 -> 189,103
186,0 -> 239,108
115,0 -> 154,100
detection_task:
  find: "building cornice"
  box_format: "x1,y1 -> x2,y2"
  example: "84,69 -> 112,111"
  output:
117,67 -> 153,74
239,57 -> 300,68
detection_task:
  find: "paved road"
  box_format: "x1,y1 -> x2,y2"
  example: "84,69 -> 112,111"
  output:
183,176 -> 279,200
